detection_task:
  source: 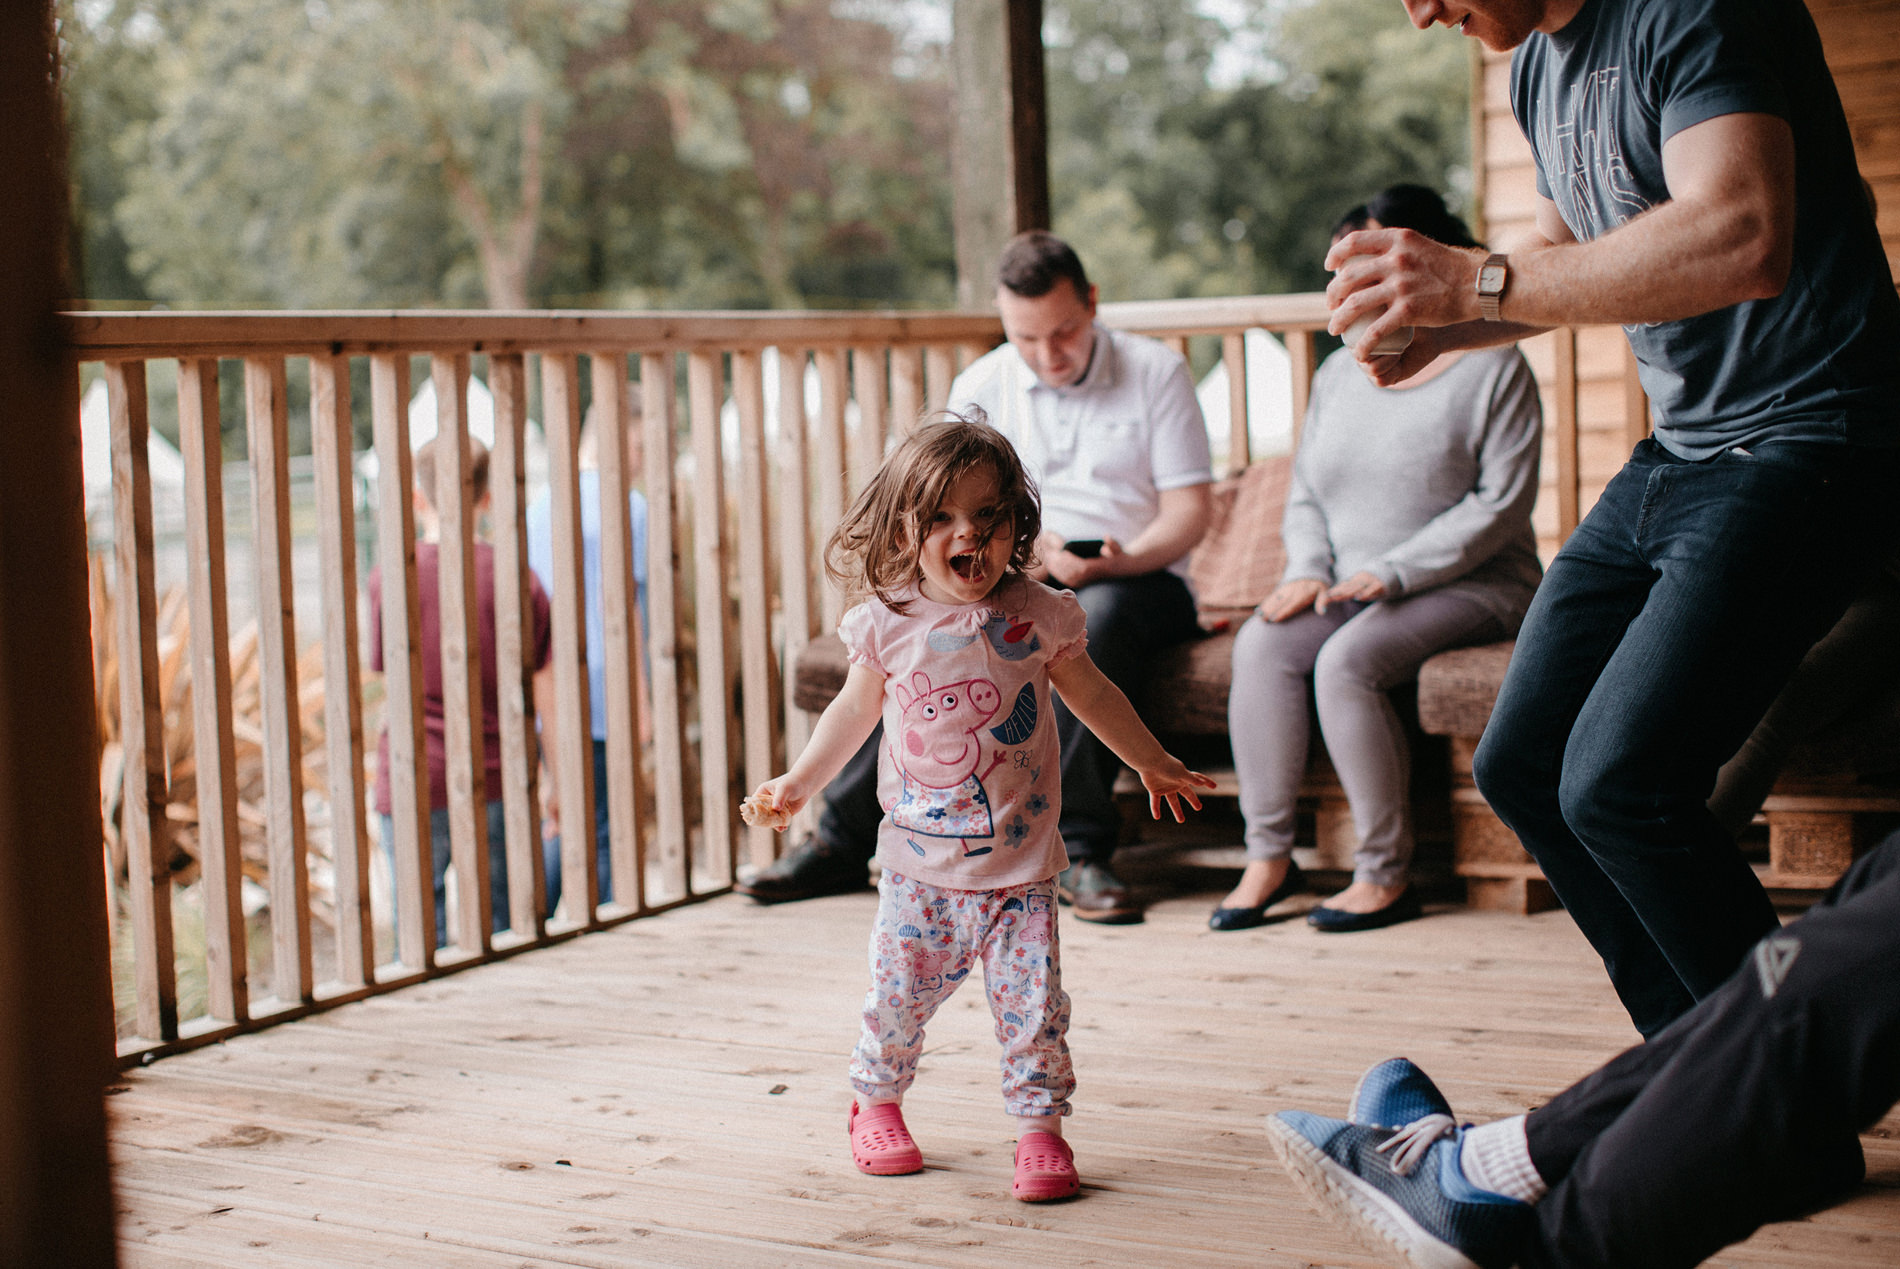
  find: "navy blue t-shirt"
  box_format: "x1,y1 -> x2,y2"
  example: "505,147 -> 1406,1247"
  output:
1511,0 -> 1900,459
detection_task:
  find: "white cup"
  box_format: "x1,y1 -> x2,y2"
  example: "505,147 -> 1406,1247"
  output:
1343,313 -> 1414,357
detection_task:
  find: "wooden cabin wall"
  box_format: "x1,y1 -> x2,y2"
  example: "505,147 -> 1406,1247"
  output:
1473,0 -> 1900,560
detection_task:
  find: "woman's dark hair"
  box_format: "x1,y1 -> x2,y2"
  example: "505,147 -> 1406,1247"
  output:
1363,184 -> 1483,250
824,409 -> 1042,613
1331,203 -> 1372,243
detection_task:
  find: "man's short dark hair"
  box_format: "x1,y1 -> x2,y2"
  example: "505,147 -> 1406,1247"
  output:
996,231 -> 1091,300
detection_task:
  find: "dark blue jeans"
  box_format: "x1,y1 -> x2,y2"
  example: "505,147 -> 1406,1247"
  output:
380,800 -> 510,952
1474,438 -> 1898,1037
812,570 -> 1201,867
544,738 -> 615,911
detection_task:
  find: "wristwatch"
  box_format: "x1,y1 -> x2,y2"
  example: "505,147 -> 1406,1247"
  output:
1477,252 -> 1510,322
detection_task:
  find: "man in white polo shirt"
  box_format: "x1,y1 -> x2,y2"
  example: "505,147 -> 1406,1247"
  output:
739,231 -> 1213,923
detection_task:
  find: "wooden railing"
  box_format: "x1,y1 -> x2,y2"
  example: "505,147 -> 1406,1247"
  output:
69,296 -> 1621,1065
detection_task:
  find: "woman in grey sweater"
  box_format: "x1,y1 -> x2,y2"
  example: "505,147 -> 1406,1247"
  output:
1212,187 -> 1544,933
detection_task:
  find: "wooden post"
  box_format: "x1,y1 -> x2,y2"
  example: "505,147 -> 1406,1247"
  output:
1286,329 -> 1318,449
814,347 -> 849,632
1622,339 -> 1651,452
177,358 -> 248,1021
488,353 -> 546,937
951,0 -> 1049,306
924,344 -> 957,415
890,345 -> 925,437
0,6 -> 118,1250
541,353 -> 597,924
1222,331 -> 1249,473
430,353 -> 491,954
310,354 -> 374,986
591,354 -> 648,912
733,349 -> 777,872
776,347 -> 815,841
689,350 -> 737,887
245,356 -> 314,1004
641,354 -> 691,901
1552,327 -> 1581,544
850,346 -> 887,488
107,360 -> 178,1042
371,353 -> 434,966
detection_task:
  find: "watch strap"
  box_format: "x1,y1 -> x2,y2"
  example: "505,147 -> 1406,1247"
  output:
1478,252 -> 1509,322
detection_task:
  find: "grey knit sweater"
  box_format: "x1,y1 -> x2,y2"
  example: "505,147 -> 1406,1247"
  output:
1282,345 -> 1544,625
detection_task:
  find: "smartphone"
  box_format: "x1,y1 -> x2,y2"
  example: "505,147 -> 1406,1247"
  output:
1064,538 -> 1104,558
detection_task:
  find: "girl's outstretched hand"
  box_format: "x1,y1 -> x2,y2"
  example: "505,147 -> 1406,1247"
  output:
1140,759 -> 1219,823
740,776 -> 806,831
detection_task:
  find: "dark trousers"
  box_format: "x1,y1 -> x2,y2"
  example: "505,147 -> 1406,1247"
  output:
1521,831 -> 1900,1268
813,571 -> 1200,867
1473,438 -> 1897,1036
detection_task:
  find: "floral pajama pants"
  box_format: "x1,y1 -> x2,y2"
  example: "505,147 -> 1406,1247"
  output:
850,870 -> 1075,1119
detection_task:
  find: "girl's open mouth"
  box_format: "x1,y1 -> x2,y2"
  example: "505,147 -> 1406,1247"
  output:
951,551 -> 983,581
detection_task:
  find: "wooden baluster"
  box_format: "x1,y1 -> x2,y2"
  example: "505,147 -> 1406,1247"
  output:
957,341 -> 991,373
924,344 -> 957,414
489,353 -> 546,939
541,352 -> 597,925
641,353 -> 690,901
591,354 -> 647,913
107,360 -> 178,1041
1553,328 -> 1581,545
890,344 -> 924,437
1286,329 -> 1318,450
814,347 -> 849,632
776,347 -> 815,823
177,358 -> 248,1021
689,350 -> 737,887
244,356 -> 313,1004
1222,331 -> 1249,474
430,354 -> 490,955
851,345 -> 887,489
1165,335 -> 1190,363
310,354 -> 374,986
371,353 -> 433,967
733,348 -> 777,872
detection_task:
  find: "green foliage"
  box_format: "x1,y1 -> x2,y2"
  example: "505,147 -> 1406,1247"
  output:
59,0 -> 1467,314
1046,0 -> 1471,300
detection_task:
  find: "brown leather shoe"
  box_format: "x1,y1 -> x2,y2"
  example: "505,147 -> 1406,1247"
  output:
734,836 -> 872,904
1057,861 -> 1143,924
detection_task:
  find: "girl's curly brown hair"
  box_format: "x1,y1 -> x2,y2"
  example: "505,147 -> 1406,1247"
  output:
825,409 -> 1041,613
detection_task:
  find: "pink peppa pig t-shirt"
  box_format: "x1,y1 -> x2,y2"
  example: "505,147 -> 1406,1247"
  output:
839,575 -> 1088,890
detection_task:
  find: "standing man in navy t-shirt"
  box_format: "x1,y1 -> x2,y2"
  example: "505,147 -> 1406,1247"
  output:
1327,0 -> 1900,1039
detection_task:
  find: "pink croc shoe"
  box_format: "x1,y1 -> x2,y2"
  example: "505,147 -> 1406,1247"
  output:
849,1101 -> 923,1175
1012,1129 -> 1079,1202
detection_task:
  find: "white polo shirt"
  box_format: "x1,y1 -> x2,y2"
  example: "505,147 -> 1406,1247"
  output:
948,323 -> 1213,581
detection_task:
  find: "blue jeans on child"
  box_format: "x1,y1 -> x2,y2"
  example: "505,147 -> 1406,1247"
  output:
1474,438 -> 1899,1038
543,738 -> 616,912
380,800 -> 510,951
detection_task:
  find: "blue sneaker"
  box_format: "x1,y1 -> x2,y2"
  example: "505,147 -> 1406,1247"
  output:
1265,1110 -> 1529,1269
1348,1057 -> 1454,1130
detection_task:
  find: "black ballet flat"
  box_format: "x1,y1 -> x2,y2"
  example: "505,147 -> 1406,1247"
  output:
1306,886 -> 1423,933
1208,860 -> 1308,931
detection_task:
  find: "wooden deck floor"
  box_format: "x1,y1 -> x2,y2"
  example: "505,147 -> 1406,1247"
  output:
111,856 -> 1900,1267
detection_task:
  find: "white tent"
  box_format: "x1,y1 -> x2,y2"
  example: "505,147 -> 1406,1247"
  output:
357,372 -> 548,494
1196,327 -> 1297,468
78,377 -> 188,530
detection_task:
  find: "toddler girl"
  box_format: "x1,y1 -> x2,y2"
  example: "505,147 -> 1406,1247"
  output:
745,412 -> 1214,1201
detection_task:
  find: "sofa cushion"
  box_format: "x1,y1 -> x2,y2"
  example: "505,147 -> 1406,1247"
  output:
1188,456 -> 1292,611
1417,641 -> 1517,738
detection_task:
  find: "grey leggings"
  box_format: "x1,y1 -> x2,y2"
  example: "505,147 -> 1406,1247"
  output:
1228,586 -> 1508,886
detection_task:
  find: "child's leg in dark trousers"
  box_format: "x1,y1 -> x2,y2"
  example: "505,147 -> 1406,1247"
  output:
978,882 -> 1074,1125
1520,833 -> 1900,1268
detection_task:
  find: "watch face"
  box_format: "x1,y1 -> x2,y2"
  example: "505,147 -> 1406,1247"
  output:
1479,265 -> 1506,293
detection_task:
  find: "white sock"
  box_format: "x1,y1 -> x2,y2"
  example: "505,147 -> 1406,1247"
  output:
1458,1116 -> 1547,1203
1009,1114 -> 1062,1139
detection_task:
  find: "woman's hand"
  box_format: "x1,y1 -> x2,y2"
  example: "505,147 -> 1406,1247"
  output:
1137,758 -> 1219,824
1326,571 -> 1389,605
1259,578 -> 1325,622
